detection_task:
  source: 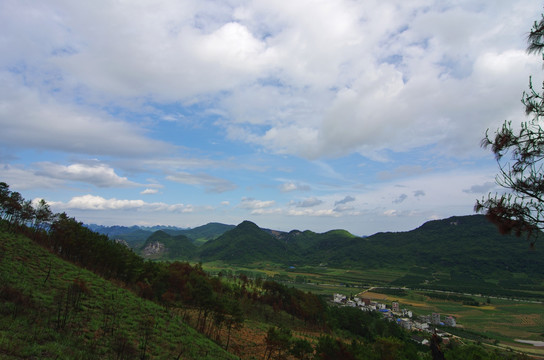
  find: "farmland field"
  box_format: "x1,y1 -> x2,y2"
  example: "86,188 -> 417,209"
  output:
201,262 -> 544,357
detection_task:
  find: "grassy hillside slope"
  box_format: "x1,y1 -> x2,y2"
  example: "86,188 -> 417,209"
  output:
0,231 -> 236,360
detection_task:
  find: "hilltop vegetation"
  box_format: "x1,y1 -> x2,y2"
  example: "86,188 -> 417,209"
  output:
198,220 -> 294,264
140,230 -> 196,260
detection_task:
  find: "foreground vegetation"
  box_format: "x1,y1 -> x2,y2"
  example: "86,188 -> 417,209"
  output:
0,232 -> 235,359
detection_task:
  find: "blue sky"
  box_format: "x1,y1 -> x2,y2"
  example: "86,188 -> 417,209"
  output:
1,0 -> 542,235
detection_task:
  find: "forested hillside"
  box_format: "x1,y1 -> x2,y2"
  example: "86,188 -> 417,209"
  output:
140,230 -> 196,260
171,215 -> 543,298
197,220 -> 296,264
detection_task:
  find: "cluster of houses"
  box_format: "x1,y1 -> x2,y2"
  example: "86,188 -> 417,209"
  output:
332,293 -> 457,343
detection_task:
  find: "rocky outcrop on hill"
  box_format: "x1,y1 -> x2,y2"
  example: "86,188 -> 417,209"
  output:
141,241 -> 166,258
114,238 -> 130,248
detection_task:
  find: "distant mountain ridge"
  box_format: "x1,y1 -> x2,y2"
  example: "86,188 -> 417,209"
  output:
86,223 -> 188,235
88,215 -> 544,280
85,222 -> 235,248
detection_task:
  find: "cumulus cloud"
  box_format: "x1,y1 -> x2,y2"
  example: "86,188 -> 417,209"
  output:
228,3 -> 539,160
414,190 -> 425,198
51,194 -> 192,212
250,208 -> 283,215
58,195 -> 144,210
287,208 -> 337,217
0,164 -> 65,190
239,197 -> 275,210
35,162 -> 139,188
1,1 -> 540,162
0,73 -> 174,157
335,195 -> 355,206
167,172 -> 236,193
141,188 -> 159,195
280,182 -> 311,192
333,204 -> 356,213
393,194 -> 408,204
463,182 -> 498,194
290,197 -> 323,208
384,209 -> 398,217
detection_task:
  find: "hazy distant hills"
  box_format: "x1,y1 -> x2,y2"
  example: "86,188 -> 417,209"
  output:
172,222 -> 236,246
86,222 -> 235,248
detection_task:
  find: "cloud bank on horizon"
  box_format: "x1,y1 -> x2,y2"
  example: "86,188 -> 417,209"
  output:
1,0 -> 542,235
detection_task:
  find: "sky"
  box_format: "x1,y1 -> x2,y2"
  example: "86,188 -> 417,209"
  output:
1,0 -> 543,236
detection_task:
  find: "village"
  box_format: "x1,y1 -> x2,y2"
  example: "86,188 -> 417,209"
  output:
332,293 -> 457,345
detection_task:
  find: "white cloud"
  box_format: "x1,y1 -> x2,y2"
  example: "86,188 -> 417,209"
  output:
335,195 -> 355,206
280,182 -> 298,192
35,2 -> 277,101
0,164 -> 64,190
463,181 -> 499,194
1,1 -> 540,162
167,172 -> 236,193
287,208 -> 337,217
223,2 -> 540,160
51,194 -> 192,213
290,197 -> 323,208
280,182 -> 311,192
56,195 -> 145,210
250,208 -> 283,215
413,190 -> 425,198
0,73 -> 174,157
384,209 -> 398,217
36,162 -> 138,188
333,204 -> 357,213
239,197 -> 275,210
141,188 -> 159,195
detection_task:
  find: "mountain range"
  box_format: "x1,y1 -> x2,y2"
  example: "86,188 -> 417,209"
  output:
216,215 -> 543,298
86,222 -> 235,248
91,215 -> 544,294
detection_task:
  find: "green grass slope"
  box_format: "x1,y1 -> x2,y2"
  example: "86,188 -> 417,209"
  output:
0,231 -> 236,360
